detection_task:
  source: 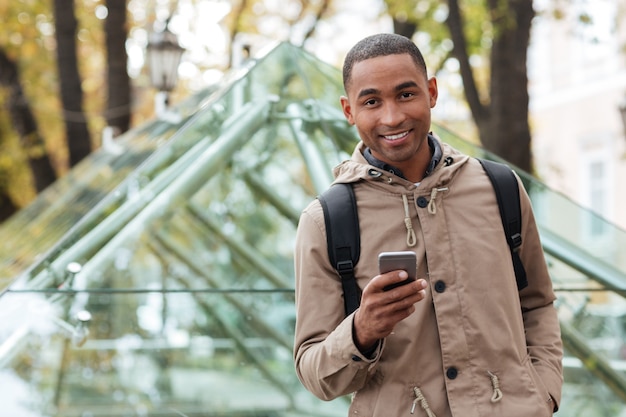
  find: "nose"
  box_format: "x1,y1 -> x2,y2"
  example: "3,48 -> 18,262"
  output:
379,101 -> 405,127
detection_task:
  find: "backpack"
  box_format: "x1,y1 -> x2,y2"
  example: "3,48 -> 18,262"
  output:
318,158 -> 528,316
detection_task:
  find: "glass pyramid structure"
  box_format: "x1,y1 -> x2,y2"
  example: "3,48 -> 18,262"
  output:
0,41 -> 625,417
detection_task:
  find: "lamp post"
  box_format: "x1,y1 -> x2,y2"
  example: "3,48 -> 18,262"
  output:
146,21 -> 184,117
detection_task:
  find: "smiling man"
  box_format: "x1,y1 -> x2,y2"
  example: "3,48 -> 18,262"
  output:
340,50 -> 436,184
293,33 -> 563,417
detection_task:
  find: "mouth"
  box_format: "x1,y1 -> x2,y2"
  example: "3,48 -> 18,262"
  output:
381,130 -> 411,142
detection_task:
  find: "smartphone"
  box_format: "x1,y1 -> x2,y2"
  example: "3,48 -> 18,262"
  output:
378,251 -> 417,291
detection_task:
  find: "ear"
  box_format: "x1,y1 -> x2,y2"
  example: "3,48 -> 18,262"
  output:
340,96 -> 355,125
428,77 -> 438,108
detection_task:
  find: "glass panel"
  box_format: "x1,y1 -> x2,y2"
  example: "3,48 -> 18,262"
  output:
560,347 -> 626,416
553,254 -> 626,415
0,290 -> 348,417
1,42 -> 356,416
0,87 -> 219,288
0,43 -> 354,292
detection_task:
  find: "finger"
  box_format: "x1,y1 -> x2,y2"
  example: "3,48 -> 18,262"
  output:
368,270 -> 410,293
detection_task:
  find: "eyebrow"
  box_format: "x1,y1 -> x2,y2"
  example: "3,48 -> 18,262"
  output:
357,88 -> 380,99
396,81 -> 418,91
356,81 -> 419,99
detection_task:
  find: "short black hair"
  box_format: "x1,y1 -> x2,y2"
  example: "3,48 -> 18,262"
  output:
343,33 -> 428,90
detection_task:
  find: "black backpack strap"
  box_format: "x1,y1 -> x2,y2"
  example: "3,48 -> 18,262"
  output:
318,183 -> 362,315
478,159 -> 529,291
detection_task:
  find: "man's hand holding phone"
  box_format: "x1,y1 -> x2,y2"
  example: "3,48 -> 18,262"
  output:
379,251 -> 417,290
353,251 -> 428,353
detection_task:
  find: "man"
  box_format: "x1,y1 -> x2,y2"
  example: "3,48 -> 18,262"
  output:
293,33 -> 563,416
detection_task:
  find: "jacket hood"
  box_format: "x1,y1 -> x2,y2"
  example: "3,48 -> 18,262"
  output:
332,136 -> 471,191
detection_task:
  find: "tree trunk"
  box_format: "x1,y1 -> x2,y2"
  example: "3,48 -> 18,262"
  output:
105,0 -> 131,134
53,0 -> 92,167
483,0 -> 534,172
0,115 -> 20,222
393,18 -> 417,39
0,48 -> 57,195
447,0 -> 534,172
0,193 -> 18,223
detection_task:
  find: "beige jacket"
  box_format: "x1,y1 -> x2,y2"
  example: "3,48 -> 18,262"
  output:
293,139 -> 563,417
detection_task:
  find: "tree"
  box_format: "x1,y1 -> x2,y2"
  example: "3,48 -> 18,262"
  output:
448,0 -> 534,171
0,48 -> 57,193
0,0 -> 133,221
53,0 -> 92,167
0,1 -> 63,221
222,0 -> 335,68
105,0 -> 131,134
384,0 -> 535,172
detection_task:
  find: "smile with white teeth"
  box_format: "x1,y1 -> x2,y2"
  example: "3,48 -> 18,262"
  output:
383,131 -> 409,141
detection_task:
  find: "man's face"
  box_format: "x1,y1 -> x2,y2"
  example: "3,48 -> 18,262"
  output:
340,54 -> 438,174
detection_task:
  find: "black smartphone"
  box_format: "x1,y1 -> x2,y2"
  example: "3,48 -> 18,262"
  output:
378,251 -> 417,291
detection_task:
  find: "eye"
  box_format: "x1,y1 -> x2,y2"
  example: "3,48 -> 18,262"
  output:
363,98 -> 378,106
400,91 -> 415,99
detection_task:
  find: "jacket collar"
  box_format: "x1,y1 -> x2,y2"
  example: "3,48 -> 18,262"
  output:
362,133 -> 442,181
332,135 -> 470,190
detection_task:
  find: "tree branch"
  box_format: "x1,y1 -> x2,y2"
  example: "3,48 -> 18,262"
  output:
300,0 -> 332,45
227,0 -> 249,69
446,0 -> 489,125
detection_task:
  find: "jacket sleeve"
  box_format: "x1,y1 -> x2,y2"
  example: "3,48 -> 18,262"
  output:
293,201 -> 382,400
517,179 -> 564,411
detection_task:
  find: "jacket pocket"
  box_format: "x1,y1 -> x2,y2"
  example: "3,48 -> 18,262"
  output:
523,355 -> 554,416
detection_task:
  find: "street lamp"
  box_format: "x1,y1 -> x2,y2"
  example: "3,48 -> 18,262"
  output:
146,20 -> 184,117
